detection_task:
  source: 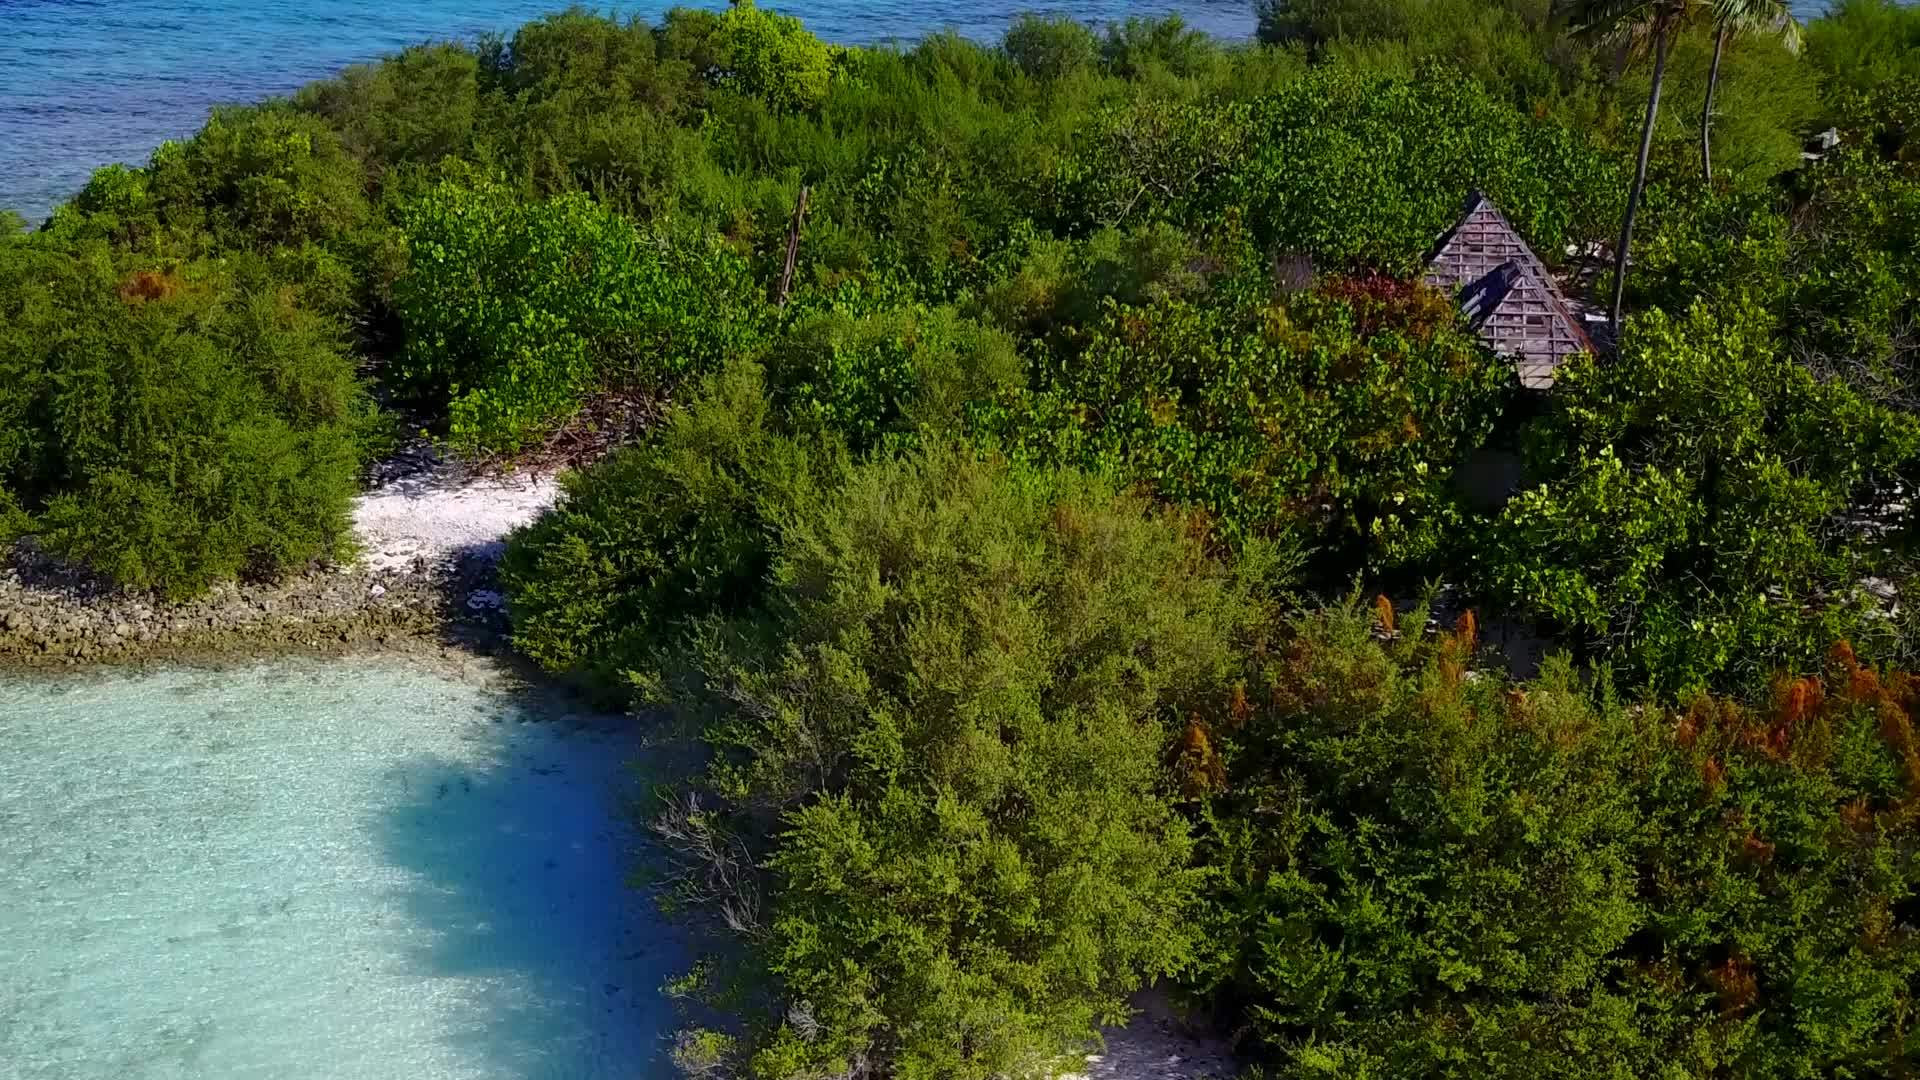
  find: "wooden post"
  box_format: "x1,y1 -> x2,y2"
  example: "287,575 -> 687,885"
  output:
775,185 -> 810,306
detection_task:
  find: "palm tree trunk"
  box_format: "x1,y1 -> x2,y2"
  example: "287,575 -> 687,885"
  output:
1610,21 -> 1672,335
1701,21 -> 1728,182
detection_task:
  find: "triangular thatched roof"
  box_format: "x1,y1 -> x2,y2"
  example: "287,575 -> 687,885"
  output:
1424,192 -> 1593,390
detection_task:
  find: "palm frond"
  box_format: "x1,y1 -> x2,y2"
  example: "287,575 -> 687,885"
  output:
1554,0 -> 1696,43
1710,0 -> 1803,53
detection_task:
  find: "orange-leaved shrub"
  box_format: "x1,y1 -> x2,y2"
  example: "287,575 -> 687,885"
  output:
1189,607 -> 1920,1077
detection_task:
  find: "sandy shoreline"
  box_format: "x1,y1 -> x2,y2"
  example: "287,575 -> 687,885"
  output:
0,450 -> 561,672
351,448 -> 562,573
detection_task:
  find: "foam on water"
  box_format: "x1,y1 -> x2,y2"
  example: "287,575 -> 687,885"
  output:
0,661 -> 685,1080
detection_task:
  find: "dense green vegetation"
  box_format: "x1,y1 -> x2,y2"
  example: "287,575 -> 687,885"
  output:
1196,613 -> 1920,1076
5,0 -> 1920,1075
653,443 -> 1271,1077
0,249 -> 368,596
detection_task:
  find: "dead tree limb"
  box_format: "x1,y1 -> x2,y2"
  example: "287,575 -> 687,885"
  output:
774,184 -> 810,306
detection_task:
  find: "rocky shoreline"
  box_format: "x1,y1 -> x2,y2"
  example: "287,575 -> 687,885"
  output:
0,539 -> 517,674
0,449 -> 569,676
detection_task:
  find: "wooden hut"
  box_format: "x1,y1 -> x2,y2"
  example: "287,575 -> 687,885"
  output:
1424,192 -> 1594,390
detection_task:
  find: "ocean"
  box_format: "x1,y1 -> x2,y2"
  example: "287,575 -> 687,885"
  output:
0,0 -> 1259,223
0,661 -> 687,1079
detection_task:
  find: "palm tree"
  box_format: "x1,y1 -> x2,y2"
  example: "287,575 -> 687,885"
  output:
1700,0 -> 1802,183
1557,0 -> 1696,333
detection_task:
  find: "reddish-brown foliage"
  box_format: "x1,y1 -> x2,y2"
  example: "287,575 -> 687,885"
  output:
1878,700 -> 1920,800
1701,756 -> 1726,795
1169,715 -> 1227,798
1313,273 -> 1453,337
1749,674 -> 1829,763
1373,594 -> 1396,637
1771,675 -> 1824,730
116,268 -> 182,304
1225,682 -> 1252,730
1829,639 -> 1860,673
1708,955 -> 1759,1015
1829,640 -> 1885,702
1841,797 -> 1877,834
1454,609 -> 1477,655
1679,695 -> 1743,755
1675,705 -> 1701,749
1437,610 -> 1477,685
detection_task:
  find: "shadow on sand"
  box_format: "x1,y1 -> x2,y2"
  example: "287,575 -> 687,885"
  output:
371,689 -> 687,1079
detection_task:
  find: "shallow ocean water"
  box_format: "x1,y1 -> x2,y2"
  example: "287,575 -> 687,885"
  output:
0,661 -> 683,1080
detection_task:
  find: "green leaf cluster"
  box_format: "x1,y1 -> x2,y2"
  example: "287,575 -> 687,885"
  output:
499,361 -> 841,687
653,444 -> 1273,1078
1198,605 -> 1920,1077
989,277 -> 1510,570
0,244 -> 368,597
392,182 -> 763,451
1479,300 -> 1920,693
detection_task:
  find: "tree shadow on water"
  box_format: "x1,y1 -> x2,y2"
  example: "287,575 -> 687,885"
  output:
371,691 -> 688,1080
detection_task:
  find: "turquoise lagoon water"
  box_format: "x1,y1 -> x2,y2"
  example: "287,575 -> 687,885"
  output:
0,661 -> 685,1079
0,0 -> 1260,222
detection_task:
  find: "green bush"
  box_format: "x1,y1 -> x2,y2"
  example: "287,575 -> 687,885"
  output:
1197,605 -> 1650,1076
659,0 -> 837,112
1100,16 -> 1215,80
1254,0 -> 1819,179
655,444 -> 1274,1078
1478,300 -> 1920,693
1787,147 -> 1920,373
1196,604 -> 1920,1077
1229,68 -> 1622,270
392,182 -> 763,451
1626,181 -> 1791,314
499,361 -> 842,685
722,0 -> 838,111
0,246 -> 367,597
1621,27 -> 1823,190
45,104 -> 370,253
1003,14 -> 1101,81
1807,0 -> 1920,94
762,304 -> 1023,450
1059,67 -> 1621,268
974,221 -> 1213,335
1256,0 -> 1597,118
294,43 -> 483,187
991,276 -> 1508,571
484,7 -> 683,105
1630,110 -> 1920,388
